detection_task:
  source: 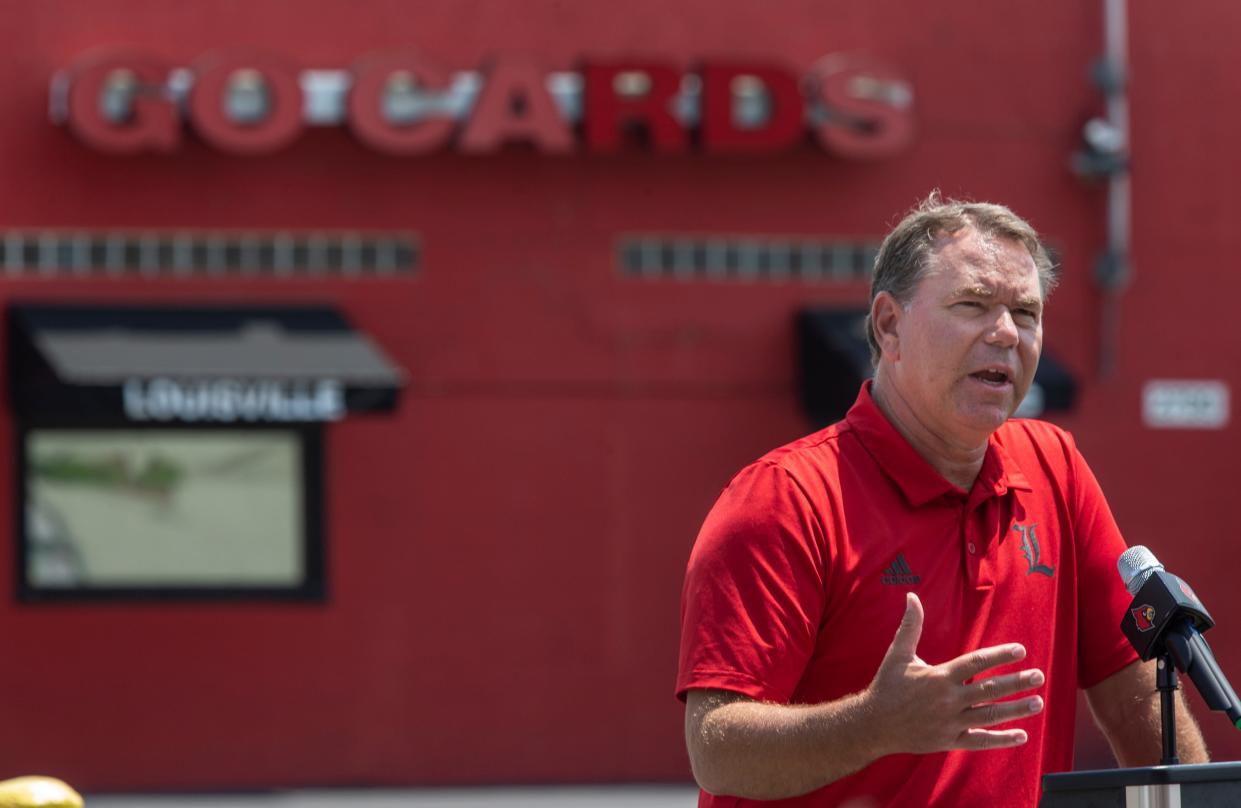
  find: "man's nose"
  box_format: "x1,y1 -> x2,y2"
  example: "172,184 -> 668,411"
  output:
985,308 -> 1020,347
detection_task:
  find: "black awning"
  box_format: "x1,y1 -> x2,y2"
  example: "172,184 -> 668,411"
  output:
8,304 -> 405,423
797,308 -> 1077,429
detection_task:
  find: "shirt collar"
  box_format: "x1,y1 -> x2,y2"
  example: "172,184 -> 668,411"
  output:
844,380 -> 1033,507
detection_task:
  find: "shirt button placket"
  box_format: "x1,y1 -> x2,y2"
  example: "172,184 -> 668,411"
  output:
958,500 -> 982,587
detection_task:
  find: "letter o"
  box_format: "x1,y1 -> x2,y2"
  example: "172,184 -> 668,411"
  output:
189,51 -> 304,154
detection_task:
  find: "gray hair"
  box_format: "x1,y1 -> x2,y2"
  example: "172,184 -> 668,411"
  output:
865,191 -> 1058,366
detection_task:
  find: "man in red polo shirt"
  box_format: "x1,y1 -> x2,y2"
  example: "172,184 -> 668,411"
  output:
677,195 -> 1208,806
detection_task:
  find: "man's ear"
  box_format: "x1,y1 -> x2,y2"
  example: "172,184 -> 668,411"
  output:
870,291 -> 903,362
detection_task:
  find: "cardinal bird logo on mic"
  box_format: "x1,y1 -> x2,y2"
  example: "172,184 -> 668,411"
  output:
1132,604 -> 1157,632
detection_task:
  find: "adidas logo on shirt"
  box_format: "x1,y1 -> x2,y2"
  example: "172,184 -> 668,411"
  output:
881,553 -> 921,586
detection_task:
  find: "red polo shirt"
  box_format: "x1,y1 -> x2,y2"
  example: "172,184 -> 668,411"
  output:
677,382 -> 1137,807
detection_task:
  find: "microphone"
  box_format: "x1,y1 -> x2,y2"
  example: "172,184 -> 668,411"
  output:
1117,545 -> 1163,595
1117,546 -> 1241,729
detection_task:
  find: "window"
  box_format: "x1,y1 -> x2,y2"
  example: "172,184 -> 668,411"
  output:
19,426 -> 324,601
7,303 -> 405,603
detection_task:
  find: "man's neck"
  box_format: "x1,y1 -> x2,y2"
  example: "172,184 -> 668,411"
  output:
869,375 -> 988,491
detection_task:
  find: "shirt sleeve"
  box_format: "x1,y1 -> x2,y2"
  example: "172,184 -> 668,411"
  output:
676,461 -> 830,703
1068,433 -> 1141,689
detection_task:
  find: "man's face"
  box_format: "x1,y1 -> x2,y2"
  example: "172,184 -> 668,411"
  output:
882,227 -> 1043,446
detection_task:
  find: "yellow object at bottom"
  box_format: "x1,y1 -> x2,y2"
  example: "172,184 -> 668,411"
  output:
0,777 -> 83,808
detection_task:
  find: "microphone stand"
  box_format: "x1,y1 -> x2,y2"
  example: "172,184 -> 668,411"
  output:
1156,651 -> 1179,765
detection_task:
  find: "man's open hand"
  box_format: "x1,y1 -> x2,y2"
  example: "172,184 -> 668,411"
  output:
865,592 -> 1045,756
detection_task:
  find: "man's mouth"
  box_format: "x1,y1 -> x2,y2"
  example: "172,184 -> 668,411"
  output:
970,368 -> 1012,386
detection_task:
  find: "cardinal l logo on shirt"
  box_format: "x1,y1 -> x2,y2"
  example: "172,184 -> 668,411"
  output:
1012,523 -> 1055,577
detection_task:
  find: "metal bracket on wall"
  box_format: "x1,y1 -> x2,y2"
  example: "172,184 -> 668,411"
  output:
1074,0 -> 1132,378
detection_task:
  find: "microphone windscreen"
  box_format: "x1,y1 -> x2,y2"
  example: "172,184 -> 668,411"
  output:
1118,545 -> 1164,595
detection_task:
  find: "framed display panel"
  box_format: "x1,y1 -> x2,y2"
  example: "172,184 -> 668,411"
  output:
16,424 -> 325,602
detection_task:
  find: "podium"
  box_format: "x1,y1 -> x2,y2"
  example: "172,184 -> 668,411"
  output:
1041,762 -> 1241,807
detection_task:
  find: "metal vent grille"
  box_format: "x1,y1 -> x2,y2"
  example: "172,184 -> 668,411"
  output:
619,236 -> 879,282
0,231 -> 418,278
